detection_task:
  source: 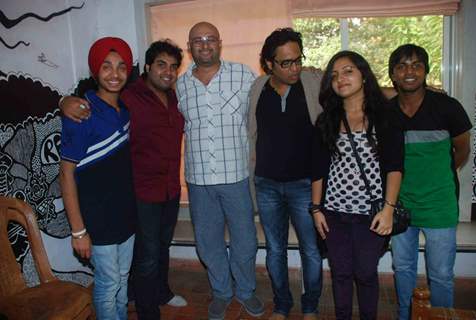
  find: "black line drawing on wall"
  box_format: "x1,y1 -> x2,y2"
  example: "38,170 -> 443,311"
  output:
0,2 -> 85,50
0,3 -> 85,29
0,37 -> 30,49
38,53 -> 59,68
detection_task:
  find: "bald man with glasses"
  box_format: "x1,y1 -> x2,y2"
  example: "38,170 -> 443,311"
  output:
175,21 -> 264,320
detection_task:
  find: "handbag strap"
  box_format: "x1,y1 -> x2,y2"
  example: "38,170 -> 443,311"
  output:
342,116 -> 374,200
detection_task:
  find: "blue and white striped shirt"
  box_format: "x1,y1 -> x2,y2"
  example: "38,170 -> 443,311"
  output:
60,90 -> 130,170
60,90 -> 136,245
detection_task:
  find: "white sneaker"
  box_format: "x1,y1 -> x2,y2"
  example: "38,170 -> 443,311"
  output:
166,295 -> 187,307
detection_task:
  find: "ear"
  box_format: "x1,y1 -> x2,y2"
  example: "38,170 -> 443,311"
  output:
145,64 -> 150,73
187,42 -> 192,52
389,71 -> 396,82
265,59 -> 273,72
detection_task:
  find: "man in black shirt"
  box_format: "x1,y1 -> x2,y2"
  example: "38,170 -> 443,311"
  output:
248,28 -> 323,320
389,43 -> 471,320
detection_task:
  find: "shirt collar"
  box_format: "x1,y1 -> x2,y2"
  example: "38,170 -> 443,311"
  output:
131,76 -> 175,99
185,59 -> 227,79
265,78 -> 302,93
85,90 -> 126,112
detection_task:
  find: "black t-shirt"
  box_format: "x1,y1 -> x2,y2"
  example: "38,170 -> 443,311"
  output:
255,80 -> 313,181
390,90 -> 471,137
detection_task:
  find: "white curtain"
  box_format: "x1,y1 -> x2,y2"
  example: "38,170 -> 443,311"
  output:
148,0 -> 290,75
289,0 -> 460,18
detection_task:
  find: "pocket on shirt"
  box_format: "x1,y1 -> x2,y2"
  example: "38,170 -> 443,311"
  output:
219,90 -> 242,115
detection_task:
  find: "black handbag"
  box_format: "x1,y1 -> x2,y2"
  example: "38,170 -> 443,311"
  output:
342,117 -> 410,236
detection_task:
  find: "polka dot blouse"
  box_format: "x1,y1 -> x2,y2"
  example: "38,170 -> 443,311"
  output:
325,131 -> 382,215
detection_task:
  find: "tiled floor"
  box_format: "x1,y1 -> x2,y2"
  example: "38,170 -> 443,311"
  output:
128,259 -> 476,320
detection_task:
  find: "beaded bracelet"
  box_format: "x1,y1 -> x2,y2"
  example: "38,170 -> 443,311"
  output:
308,202 -> 324,215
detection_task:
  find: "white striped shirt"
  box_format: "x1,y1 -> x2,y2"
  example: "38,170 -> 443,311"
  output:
176,60 -> 256,185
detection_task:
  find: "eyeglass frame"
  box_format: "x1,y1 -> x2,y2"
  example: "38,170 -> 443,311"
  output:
189,35 -> 220,47
273,55 -> 306,69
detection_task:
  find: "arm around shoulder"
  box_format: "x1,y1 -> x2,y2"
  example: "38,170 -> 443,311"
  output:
60,96 -> 91,123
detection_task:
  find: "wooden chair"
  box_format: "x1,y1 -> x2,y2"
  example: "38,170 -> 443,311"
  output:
412,287 -> 476,319
0,196 -> 94,320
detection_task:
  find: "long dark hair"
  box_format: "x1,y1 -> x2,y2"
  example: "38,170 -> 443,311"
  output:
317,50 -> 387,156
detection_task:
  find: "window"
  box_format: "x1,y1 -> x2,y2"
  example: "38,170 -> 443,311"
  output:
293,16 -> 444,87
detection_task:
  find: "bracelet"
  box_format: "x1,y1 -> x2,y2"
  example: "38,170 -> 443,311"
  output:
71,228 -> 87,238
384,200 -> 397,208
72,232 -> 88,240
308,202 -> 324,215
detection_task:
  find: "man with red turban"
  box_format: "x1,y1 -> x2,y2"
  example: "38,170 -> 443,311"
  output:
60,37 -> 136,320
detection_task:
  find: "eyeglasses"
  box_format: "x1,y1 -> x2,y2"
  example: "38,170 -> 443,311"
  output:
190,36 -> 220,47
273,55 -> 305,69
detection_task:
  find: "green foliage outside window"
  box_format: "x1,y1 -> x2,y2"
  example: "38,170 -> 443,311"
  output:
293,16 -> 443,87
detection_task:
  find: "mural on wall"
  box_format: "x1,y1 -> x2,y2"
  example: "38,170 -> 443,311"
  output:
0,72 -> 93,285
0,3 -> 84,49
0,1 -> 92,286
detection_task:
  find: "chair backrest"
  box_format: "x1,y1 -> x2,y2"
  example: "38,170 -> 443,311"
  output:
0,196 -> 56,298
412,287 -> 476,319
412,287 -> 431,319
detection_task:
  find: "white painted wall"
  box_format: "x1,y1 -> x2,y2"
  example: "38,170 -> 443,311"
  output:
1,0 -> 141,93
455,0 -> 476,221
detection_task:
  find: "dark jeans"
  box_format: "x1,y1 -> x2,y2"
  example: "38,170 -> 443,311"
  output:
255,176 -> 322,315
132,197 -> 180,320
325,211 -> 386,320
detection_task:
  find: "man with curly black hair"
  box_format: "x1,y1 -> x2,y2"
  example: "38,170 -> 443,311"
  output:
248,28 -> 324,320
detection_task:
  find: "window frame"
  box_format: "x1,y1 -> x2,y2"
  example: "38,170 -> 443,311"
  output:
293,15 -> 455,93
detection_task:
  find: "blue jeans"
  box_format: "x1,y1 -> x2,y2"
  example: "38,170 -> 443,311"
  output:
255,176 -> 322,316
132,197 -> 179,320
392,226 -> 456,320
187,178 -> 258,301
91,235 -> 135,320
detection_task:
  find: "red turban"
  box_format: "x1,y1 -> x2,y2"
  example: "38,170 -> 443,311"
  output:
88,37 -> 133,78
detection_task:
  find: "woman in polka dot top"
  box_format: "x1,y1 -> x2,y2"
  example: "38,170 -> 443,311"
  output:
310,50 -> 404,320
